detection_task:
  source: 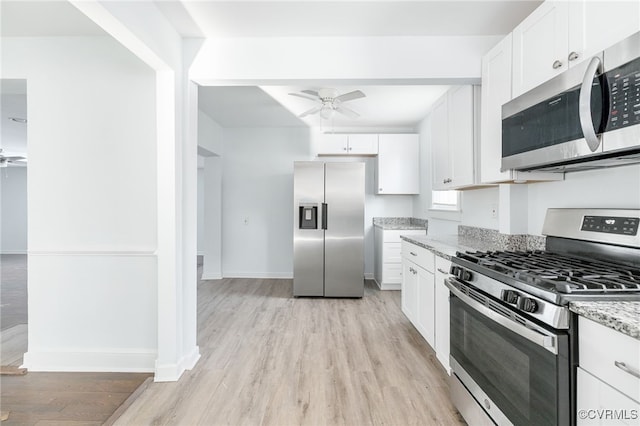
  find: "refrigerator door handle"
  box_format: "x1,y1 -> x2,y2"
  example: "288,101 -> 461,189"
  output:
321,203 -> 328,230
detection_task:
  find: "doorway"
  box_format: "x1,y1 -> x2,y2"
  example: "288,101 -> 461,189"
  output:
0,79 -> 28,368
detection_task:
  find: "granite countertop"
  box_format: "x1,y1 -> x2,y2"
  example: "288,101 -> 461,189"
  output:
399,234 -> 508,260
373,217 -> 428,231
569,301 -> 640,340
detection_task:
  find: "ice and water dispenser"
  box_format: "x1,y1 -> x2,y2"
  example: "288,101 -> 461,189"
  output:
298,203 -> 318,229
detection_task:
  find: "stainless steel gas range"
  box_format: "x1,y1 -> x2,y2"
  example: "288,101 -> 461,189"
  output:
447,209 -> 640,426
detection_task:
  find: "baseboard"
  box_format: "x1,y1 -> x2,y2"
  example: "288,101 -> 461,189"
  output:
364,273 -> 374,280
154,345 -> 201,382
0,250 -> 27,255
223,272 -> 293,279
22,349 -> 156,373
201,272 -> 222,280
373,279 -> 400,291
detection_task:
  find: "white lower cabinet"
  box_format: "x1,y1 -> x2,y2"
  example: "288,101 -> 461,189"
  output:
577,317 -> 640,425
401,260 -> 418,324
401,240 -> 451,374
434,256 -> 451,374
416,266 -> 435,347
374,228 -> 425,290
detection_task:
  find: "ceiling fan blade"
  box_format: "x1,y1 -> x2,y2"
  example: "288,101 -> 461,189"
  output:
289,92 -> 320,102
334,90 -> 365,103
301,90 -> 319,97
335,105 -> 360,119
299,105 -> 323,118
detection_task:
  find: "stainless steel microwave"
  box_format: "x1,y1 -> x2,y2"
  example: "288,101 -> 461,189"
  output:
502,31 -> 640,172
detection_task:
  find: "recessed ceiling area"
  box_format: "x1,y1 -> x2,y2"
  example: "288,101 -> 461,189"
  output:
1,80 -> 27,156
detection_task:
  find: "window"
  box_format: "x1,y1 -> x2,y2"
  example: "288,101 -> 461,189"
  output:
431,190 -> 459,211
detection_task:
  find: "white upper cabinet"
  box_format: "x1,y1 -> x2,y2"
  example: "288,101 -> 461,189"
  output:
568,1 -> 640,69
431,86 -> 477,190
512,0 -> 640,98
376,134 -> 419,194
317,133 -> 378,156
512,1 -> 569,98
480,34 -> 563,184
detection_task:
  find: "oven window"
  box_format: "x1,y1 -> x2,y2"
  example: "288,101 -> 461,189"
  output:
450,294 -> 569,425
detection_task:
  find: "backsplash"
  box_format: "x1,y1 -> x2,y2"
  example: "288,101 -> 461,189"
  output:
458,225 -> 546,251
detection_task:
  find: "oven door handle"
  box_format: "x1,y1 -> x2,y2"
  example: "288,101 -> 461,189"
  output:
446,278 -> 558,355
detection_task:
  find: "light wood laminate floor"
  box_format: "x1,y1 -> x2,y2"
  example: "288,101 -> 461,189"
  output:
115,278 -> 464,425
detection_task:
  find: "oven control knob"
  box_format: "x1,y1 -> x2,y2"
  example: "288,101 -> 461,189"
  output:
462,270 -> 473,281
450,265 -> 460,276
502,290 -> 520,304
520,298 -> 539,313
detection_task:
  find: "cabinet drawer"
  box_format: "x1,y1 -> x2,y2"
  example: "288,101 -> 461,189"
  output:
579,317 -> 640,402
435,256 -> 452,276
382,263 -> 402,283
577,367 -> 640,425
401,240 -> 434,272
381,229 -> 424,243
383,242 -> 402,263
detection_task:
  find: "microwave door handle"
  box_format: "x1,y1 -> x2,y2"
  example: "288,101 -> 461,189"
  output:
579,56 -> 603,152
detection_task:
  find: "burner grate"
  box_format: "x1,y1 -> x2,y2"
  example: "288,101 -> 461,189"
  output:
459,250 -> 640,294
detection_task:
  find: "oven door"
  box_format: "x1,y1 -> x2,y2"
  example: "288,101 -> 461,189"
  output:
447,278 -> 571,426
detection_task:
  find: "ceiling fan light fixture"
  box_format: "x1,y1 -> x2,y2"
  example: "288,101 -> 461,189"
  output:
8,117 -> 27,123
320,104 -> 334,119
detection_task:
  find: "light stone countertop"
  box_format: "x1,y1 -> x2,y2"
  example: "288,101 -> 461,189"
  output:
373,217 -> 428,231
569,301 -> 640,340
399,234 -> 509,260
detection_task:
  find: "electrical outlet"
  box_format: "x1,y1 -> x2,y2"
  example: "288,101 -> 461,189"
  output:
491,204 -> 498,219
243,217 -> 249,225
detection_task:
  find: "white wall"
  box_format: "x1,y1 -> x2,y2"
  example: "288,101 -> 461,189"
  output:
526,165 -> 640,235
461,186 -> 499,230
222,127 -> 311,277
2,37 -> 158,372
198,111 -> 224,280
197,166 -> 204,255
1,167 -> 27,254
221,126 -> 414,278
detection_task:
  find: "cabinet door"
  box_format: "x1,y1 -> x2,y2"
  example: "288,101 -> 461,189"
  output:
481,35 -> 513,184
317,134 -> 348,155
431,95 -> 450,191
435,257 -> 451,374
448,86 -> 475,188
376,134 -> 419,194
569,1 -> 640,69
416,267 -> 435,348
401,259 -> 418,324
512,1 -> 569,97
347,134 -> 378,155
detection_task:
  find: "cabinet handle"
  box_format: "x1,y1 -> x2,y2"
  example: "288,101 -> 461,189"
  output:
614,361 -> 640,379
379,188 -> 383,192
410,252 -> 417,256
348,147 -> 352,151
437,268 -> 449,274
552,60 -> 563,69
443,178 -> 452,184
343,147 -> 347,151
568,51 -> 579,61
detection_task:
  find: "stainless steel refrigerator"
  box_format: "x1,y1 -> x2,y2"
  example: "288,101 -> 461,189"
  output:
293,161 -> 365,298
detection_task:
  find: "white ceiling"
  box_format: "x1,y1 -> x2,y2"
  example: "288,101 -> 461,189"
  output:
0,0 -> 544,130
169,1 -> 542,38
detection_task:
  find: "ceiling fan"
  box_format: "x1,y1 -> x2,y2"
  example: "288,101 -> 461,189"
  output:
0,149 -> 27,168
289,88 -> 366,119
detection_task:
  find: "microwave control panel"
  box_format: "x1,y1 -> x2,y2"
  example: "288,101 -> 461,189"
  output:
606,56 -> 640,131
581,215 -> 639,236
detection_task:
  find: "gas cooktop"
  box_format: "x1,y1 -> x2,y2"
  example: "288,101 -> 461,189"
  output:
456,250 -> 640,295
